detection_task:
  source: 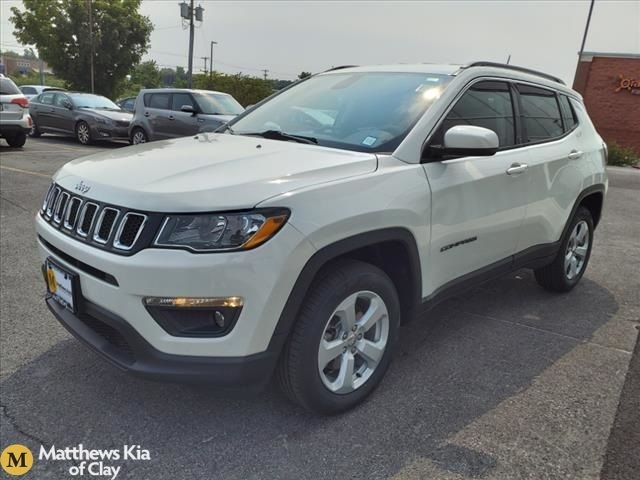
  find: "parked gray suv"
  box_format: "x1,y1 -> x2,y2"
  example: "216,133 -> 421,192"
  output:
128,88 -> 244,144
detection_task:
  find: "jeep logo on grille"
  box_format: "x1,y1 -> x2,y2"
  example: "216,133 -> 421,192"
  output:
75,181 -> 91,194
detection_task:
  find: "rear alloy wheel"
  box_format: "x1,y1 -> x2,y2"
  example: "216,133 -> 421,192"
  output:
277,260 -> 400,414
6,132 -> 27,148
534,206 -> 594,292
131,128 -> 148,145
76,121 -> 92,145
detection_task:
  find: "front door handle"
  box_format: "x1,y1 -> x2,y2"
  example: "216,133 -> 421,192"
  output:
568,150 -> 583,160
168,115 -> 175,121
144,112 -> 150,117
506,163 -> 528,175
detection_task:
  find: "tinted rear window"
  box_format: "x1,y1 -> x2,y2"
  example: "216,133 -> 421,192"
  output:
0,78 -> 21,95
146,93 -> 170,109
517,84 -> 563,142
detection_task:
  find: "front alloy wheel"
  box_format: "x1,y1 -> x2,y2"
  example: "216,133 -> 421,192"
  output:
318,291 -> 389,394
278,260 -> 400,414
131,128 -> 147,145
76,121 -> 92,145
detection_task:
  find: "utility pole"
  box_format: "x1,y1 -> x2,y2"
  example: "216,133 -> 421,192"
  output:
210,40 -> 217,77
180,1 -> 203,88
87,0 -> 94,93
201,56 -> 209,74
262,69 -> 269,80
187,0 -> 195,88
39,58 -> 44,85
578,0 -> 595,60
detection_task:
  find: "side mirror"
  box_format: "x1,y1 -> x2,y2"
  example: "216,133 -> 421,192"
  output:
181,104 -> 197,115
428,125 -> 499,158
63,101 -> 73,110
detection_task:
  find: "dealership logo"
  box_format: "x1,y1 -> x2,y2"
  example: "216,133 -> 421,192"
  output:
615,74 -> 640,95
1,444 -> 34,476
75,181 -> 92,194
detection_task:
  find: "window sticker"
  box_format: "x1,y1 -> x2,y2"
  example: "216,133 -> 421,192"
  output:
362,136 -> 377,146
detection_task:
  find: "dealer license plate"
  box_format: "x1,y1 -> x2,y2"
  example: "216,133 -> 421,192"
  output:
45,258 -> 77,312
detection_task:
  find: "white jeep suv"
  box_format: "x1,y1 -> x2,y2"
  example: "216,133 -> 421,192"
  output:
36,62 -> 607,413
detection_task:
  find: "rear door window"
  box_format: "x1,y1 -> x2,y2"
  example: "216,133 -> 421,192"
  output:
171,93 -> 196,111
517,84 -> 564,142
148,93 -> 170,110
40,92 -> 55,105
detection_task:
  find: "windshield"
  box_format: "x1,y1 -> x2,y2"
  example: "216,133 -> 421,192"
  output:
229,71 -> 452,152
195,92 -> 244,115
69,94 -> 120,110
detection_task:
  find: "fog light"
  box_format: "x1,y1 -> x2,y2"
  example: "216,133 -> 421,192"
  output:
143,296 -> 243,337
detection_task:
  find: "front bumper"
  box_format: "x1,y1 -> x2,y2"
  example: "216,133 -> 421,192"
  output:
91,124 -> 129,141
46,295 -> 276,385
36,213 -> 315,368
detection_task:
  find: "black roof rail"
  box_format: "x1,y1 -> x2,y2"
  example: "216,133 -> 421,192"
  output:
324,65 -> 358,72
461,61 -> 565,85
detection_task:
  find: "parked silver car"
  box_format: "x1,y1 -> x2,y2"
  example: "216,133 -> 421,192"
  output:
19,85 -> 66,100
0,76 -> 32,148
128,88 -> 244,144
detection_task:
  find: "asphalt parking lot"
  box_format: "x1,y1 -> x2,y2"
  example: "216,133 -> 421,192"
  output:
1,136 -> 638,479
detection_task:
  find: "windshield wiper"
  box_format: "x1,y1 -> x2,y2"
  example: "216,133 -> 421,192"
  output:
241,130 -> 318,145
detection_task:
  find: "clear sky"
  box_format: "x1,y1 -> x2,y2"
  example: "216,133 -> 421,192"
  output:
1,0 -> 639,83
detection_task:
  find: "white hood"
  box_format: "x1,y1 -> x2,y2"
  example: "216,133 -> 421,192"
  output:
54,133 -> 377,212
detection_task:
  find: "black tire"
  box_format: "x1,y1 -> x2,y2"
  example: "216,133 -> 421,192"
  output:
5,132 -> 27,148
130,127 -> 148,145
277,259 -> 401,414
534,206 -> 594,292
76,121 -> 92,145
29,122 -> 41,138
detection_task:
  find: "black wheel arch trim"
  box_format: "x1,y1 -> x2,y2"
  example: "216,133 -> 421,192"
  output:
266,227 -> 422,355
563,183 -> 605,238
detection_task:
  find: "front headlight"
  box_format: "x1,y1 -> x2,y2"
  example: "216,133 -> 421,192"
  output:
154,209 -> 289,252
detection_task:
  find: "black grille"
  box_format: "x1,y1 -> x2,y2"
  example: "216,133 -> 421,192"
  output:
82,315 -> 135,364
95,208 -> 118,242
117,214 -> 145,248
41,184 -> 155,255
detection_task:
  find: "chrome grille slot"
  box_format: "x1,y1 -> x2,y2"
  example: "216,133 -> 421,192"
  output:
45,187 -> 60,218
53,192 -> 70,224
77,202 -> 99,237
41,184 -> 54,212
114,213 -> 147,250
93,207 -> 120,244
64,197 -> 82,230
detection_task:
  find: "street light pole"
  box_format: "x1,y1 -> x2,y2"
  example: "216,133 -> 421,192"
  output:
210,40 -> 217,77
578,0 -> 596,60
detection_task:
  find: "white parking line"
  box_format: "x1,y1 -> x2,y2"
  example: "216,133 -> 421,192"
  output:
0,165 -> 51,178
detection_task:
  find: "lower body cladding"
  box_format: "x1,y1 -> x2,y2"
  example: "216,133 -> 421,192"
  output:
35,214 -> 315,385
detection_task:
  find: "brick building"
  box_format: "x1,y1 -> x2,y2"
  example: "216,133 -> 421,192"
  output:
573,52 -> 640,154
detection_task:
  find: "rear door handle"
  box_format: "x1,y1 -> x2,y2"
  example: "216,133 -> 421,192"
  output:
568,150 -> 583,160
506,163 -> 528,175
168,115 -> 175,121
144,112 -> 150,117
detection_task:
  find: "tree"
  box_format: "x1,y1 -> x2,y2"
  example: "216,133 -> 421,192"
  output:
193,72 -> 274,107
10,0 -> 152,99
130,60 -> 160,89
298,71 -> 312,80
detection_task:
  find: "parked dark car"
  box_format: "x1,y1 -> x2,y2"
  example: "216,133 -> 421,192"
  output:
116,96 -> 136,113
29,92 -> 133,144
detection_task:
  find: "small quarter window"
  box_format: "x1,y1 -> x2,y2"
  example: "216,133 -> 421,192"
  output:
517,84 -> 563,142
559,95 -> 578,132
